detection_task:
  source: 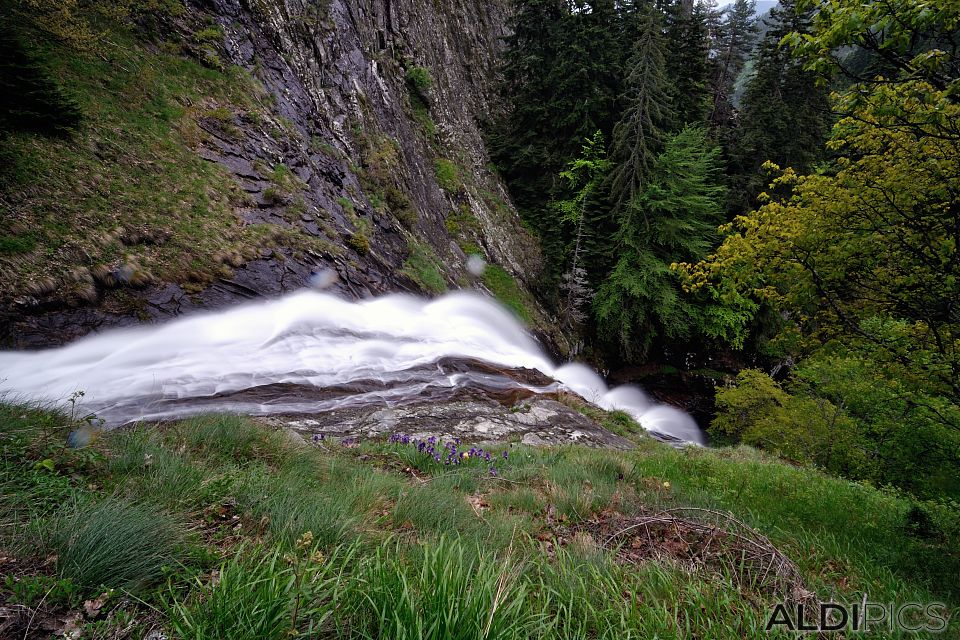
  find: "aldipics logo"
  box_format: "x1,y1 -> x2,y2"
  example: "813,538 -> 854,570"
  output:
766,601 -> 950,634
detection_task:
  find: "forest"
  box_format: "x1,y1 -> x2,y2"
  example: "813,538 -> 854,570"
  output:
489,0 -> 960,503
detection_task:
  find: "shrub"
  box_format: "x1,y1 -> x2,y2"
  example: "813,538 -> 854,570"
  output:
50,496 -> 180,594
347,232 -> 369,254
405,66 -> 432,94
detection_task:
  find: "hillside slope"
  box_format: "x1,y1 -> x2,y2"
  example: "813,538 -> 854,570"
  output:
1,404 -> 956,638
0,0 -> 548,347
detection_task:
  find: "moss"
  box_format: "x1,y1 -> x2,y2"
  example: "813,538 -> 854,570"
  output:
401,241 -> 446,294
482,264 -> 531,322
433,158 -> 461,193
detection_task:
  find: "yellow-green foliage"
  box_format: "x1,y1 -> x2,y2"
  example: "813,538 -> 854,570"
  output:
347,232 -> 369,254
712,370 -> 861,468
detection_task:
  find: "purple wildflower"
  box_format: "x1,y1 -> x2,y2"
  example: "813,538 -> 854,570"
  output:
484,452 -> 492,462
489,467 -> 497,476
502,450 -> 509,459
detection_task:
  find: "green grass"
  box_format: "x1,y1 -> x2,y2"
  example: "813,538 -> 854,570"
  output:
482,264 -> 532,322
47,496 -> 181,593
1,403 -> 957,638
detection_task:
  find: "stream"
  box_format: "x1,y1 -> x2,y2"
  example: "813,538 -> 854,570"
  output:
0,291 -> 704,444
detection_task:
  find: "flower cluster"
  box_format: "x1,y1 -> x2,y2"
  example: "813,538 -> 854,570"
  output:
387,433 -> 508,476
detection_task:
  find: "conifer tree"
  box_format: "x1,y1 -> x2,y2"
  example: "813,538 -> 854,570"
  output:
709,0 -> 757,129
594,127 -> 727,360
727,0 -> 829,214
662,0 -> 712,127
607,6 -> 672,211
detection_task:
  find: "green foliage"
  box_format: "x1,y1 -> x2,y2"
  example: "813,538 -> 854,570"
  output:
712,369 -> 867,474
2,405 -> 959,635
404,66 -> 435,138
49,496 -> 180,594
433,158 -> 461,193
172,413 -> 288,464
709,0 -> 758,128
3,574 -> 83,609
786,0 -> 960,92
483,264 -> 531,322
401,241 -> 447,295
594,127 -> 741,360
726,0 -> 829,214
169,548 -> 295,640
490,0 -> 632,288
662,0 -> 712,127
405,66 -> 433,94
608,6 -> 671,211
0,20 -> 286,301
337,536 -> 536,640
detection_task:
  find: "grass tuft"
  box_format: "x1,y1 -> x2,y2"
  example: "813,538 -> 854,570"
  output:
49,496 -> 180,594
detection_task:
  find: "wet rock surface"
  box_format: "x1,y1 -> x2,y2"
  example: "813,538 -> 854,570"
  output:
265,397 -> 638,450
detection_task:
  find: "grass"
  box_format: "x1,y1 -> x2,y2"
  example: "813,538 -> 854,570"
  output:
434,158 -> 462,193
170,548 -> 296,640
48,496 -> 181,593
1,402 -> 957,638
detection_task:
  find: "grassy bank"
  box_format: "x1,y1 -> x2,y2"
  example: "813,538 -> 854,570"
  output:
0,403 -> 956,638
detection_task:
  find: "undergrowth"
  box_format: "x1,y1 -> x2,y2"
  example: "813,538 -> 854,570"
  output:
0,402 -> 956,638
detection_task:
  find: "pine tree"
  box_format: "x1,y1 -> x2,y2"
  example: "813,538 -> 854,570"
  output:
492,0 -> 625,291
552,131 -> 610,328
727,0 -> 829,214
607,6 -> 672,211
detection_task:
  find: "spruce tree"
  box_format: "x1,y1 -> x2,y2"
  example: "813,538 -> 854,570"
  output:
594,127 -> 727,360
607,6 -> 672,211
662,0 -> 712,127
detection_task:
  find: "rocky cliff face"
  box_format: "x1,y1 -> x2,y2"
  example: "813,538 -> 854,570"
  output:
5,0 -> 553,348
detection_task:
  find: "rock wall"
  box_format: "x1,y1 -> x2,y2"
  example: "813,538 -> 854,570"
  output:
6,0 -> 552,347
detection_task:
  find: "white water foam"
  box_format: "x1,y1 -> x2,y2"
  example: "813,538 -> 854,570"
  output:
0,291 -> 703,443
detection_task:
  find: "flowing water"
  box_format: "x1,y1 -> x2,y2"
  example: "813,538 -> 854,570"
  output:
0,291 -> 704,443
